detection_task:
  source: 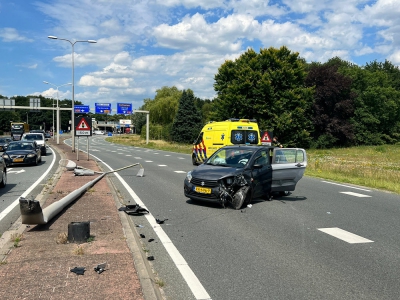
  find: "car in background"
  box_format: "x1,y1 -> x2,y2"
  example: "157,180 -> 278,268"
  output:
93,130 -> 105,135
21,132 -> 48,155
45,132 -> 51,139
184,145 -> 307,209
0,150 -> 6,188
2,141 -> 42,166
0,137 -> 10,152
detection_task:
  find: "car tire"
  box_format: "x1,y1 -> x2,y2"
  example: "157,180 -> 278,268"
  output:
232,186 -> 250,210
0,169 -> 6,188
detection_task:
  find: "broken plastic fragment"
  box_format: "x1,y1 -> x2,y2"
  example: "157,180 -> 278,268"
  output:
156,218 -> 168,224
94,262 -> 107,274
70,267 -> 86,275
119,204 -> 149,215
135,224 -> 144,228
148,238 -> 154,242
140,234 -> 145,238
147,256 -> 154,261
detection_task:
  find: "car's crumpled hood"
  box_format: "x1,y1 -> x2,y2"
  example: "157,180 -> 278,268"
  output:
191,164 -> 242,180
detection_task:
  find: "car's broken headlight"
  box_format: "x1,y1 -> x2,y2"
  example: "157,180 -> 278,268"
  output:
225,177 -> 234,185
186,171 -> 192,182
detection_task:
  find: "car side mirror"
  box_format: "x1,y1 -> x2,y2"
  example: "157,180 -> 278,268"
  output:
253,164 -> 263,169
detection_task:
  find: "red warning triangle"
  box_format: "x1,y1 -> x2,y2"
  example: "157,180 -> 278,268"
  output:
76,118 -> 90,130
261,131 -> 272,142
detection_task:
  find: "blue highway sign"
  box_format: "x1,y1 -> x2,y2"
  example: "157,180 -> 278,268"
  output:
95,103 -> 111,114
74,105 -> 90,113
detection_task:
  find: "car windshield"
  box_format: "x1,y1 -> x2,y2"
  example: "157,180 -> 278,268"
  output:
7,143 -> 34,151
206,148 -> 254,168
23,134 -> 43,141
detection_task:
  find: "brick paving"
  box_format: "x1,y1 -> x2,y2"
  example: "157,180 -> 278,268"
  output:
0,137 -> 159,300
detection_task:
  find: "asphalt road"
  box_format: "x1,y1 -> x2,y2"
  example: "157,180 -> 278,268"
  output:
45,137 -> 400,299
0,145 -> 59,234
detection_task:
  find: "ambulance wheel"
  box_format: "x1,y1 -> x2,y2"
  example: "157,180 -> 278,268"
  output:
192,155 -> 198,166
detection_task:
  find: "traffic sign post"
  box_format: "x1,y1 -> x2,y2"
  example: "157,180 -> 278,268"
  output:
261,131 -> 273,145
75,116 -> 92,161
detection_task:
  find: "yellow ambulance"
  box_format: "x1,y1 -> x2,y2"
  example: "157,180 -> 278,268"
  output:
192,118 -> 261,165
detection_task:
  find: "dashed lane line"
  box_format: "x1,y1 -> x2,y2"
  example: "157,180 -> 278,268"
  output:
340,192 -> 371,198
322,181 -> 371,192
318,227 -> 374,244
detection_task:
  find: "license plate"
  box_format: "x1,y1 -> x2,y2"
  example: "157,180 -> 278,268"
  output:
13,158 -> 23,162
194,186 -> 211,194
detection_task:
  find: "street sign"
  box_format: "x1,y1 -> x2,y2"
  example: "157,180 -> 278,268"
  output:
74,105 -> 90,113
261,131 -> 272,145
75,116 -> 92,136
95,103 -> 111,114
117,103 -> 132,114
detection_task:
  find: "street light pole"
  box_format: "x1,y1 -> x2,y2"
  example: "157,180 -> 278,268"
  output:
43,81 -> 72,145
48,36 -> 97,152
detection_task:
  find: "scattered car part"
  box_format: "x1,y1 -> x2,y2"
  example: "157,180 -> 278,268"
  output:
94,262 -> 107,274
70,267 -> 86,275
118,204 -> 149,215
156,218 -> 168,224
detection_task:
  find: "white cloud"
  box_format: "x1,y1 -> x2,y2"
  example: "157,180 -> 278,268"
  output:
0,28 -> 33,42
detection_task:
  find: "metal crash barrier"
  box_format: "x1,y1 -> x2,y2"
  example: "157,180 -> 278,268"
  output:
19,160 -> 145,225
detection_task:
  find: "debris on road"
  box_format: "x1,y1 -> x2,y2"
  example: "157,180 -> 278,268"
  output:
70,267 -> 86,275
118,204 -> 149,215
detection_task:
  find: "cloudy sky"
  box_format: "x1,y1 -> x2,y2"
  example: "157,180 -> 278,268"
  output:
0,0 -> 399,113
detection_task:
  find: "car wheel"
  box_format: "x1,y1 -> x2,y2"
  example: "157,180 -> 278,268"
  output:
34,157 -> 38,166
0,169 -> 6,188
232,186 -> 250,210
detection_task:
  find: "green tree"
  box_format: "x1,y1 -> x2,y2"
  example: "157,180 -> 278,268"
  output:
171,90 -> 203,143
213,46 -> 314,147
340,60 -> 400,145
305,62 -> 356,148
146,86 -> 182,125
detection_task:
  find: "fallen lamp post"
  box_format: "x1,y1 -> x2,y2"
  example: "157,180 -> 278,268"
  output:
19,161 -> 145,225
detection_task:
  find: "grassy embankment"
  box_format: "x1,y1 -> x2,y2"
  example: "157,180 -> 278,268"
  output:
107,135 -> 400,195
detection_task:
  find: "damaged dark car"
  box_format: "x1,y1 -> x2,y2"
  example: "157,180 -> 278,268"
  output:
184,145 -> 307,209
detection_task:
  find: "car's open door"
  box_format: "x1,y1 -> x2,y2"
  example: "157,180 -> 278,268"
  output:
271,148 -> 307,192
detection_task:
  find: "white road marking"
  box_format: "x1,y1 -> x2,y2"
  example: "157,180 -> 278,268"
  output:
158,164 -> 167,167
322,181 -> 371,192
175,171 -> 186,173
8,169 -> 26,174
126,155 -> 132,156
318,227 -> 374,244
340,192 -> 371,197
165,155 -> 171,156
178,157 -> 185,159
134,157 -> 142,159
145,161 -> 153,162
